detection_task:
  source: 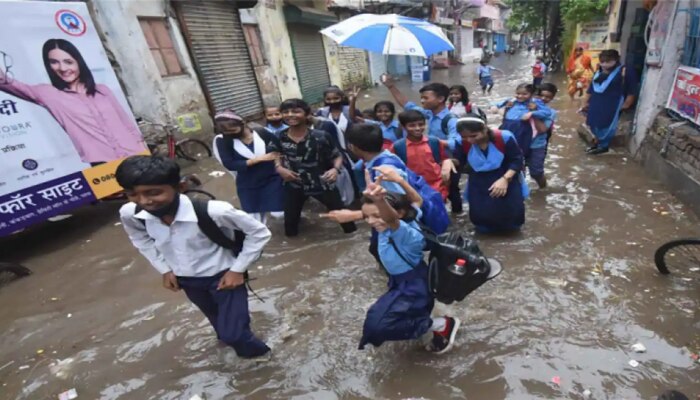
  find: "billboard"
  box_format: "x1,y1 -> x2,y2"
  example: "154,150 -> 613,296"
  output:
667,66 -> 700,126
0,1 -> 146,236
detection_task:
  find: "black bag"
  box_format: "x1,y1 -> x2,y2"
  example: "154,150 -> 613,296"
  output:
389,224 -> 502,305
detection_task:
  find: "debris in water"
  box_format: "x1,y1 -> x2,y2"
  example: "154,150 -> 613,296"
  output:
18,365 -> 30,370
689,267 -> 700,272
631,343 -> 647,353
614,185 -> 620,189
257,265 -> 263,270
58,388 -> 78,400
647,190 -> 654,194
36,349 -> 44,355
208,171 -> 226,178
628,359 -> 639,367
66,313 -> 72,318
544,278 -> 568,288
660,211 -> 669,216
551,376 -> 561,386
51,297 -> 59,301
48,214 -> 73,222
0,360 -> 14,371
691,353 -> 699,363
626,241 -> 639,246
582,389 -> 592,398
114,222 -> 122,226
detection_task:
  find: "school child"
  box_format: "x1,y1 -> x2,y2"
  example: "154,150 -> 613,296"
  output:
116,155 -> 271,359
382,76 -> 463,213
581,49 -> 638,155
526,83 -> 558,188
316,86 -> 358,152
212,110 -> 284,223
263,106 -> 287,137
361,108 -> 376,121
448,85 -> 484,119
532,56 -> 547,87
491,83 -> 551,158
358,173 -> 460,353
476,60 -> 503,95
391,110 -> 453,200
268,98 -> 357,237
349,88 -> 402,150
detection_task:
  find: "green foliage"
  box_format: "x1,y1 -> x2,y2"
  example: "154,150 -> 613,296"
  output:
560,0 -> 608,24
505,0 -> 608,32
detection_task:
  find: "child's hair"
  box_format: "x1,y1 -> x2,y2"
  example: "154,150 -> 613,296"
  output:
280,98 -> 311,115
398,109 -> 426,126
598,49 -> 620,63
419,82 -> 450,103
361,192 -> 418,222
516,83 -> 536,94
373,101 -> 395,117
265,105 -> 280,112
323,86 -> 345,100
115,155 -> 181,190
536,56 -> 543,62
347,123 -> 383,152
449,85 -> 469,105
456,113 -> 487,134
538,83 -> 558,96
362,108 -> 376,119
480,59 -> 488,65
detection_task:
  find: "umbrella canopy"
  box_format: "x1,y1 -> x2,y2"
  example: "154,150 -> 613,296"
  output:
320,13 -> 454,57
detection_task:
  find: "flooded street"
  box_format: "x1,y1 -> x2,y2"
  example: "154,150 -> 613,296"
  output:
1,53 -> 698,400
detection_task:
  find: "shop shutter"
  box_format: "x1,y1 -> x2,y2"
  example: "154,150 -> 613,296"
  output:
178,1 -> 263,117
288,24 -> 331,104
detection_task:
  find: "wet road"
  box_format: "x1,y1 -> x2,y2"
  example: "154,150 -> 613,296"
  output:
1,53 -> 699,400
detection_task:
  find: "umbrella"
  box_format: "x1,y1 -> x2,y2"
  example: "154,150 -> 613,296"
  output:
320,13 -> 454,57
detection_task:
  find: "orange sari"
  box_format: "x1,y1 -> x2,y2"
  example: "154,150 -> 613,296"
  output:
567,54 -> 593,96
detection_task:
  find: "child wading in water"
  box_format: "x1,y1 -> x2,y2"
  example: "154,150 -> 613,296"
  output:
358,167 -> 460,353
476,59 -> 503,95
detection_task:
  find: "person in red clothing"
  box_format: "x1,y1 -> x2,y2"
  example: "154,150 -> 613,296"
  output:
390,110 -> 454,200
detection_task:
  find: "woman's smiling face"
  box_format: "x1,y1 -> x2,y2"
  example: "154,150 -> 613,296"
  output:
48,48 -> 80,85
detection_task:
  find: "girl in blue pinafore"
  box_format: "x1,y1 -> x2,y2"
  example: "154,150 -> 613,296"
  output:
453,115 -> 526,233
582,49 -> 639,155
492,83 -> 549,159
213,110 -> 284,224
359,171 -> 460,354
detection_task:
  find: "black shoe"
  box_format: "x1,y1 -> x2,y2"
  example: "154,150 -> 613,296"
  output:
585,145 -> 598,153
588,147 -> 609,155
426,317 -> 461,354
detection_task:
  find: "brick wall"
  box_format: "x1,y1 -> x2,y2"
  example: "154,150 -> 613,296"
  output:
337,45 -> 370,89
646,115 -> 700,181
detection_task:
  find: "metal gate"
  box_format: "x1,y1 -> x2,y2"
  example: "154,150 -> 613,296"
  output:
288,24 -> 331,104
178,1 -> 263,117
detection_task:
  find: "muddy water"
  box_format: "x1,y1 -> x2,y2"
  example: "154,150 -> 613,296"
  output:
1,53 -> 698,400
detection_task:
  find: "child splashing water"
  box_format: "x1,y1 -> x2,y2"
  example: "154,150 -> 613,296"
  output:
359,167 -> 460,354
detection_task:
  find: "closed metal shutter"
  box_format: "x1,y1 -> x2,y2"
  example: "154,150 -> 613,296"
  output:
178,1 -> 263,117
288,24 -> 331,104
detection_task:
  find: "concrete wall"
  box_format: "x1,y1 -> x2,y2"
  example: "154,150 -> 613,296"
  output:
336,45 -> 370,88
91,0 -> 212,133
630,0 -> 688,154
252,0 -> 303,100
240,8 -> 282,106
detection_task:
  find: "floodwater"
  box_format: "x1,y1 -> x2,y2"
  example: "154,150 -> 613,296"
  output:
1,53 -> 698,400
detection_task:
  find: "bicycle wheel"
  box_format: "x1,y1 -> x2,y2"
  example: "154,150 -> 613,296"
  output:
654,238 -> 700,275
184,189 -> 216,201
176,139 -> 211,161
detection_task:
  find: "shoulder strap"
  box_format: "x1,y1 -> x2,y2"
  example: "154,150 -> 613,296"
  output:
491,129 -> 506,153
427,136 -> 442,164
466,103 -> 472,113
393,139 -> 407,163
388,236 -> 417,269
191,199 -> 245,256
441,113 -> 456,136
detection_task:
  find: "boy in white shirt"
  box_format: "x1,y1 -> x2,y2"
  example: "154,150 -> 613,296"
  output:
116,155 -> 271,359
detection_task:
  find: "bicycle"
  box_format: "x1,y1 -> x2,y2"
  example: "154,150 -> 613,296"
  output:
654,238 -> 700,274
138,119 -> 212,162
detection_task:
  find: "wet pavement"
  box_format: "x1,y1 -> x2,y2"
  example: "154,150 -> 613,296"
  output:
1,53 -> 699,400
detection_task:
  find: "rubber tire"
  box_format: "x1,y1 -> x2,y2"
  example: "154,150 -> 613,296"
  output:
176,139 -> 212,161
653,238 -> 700,275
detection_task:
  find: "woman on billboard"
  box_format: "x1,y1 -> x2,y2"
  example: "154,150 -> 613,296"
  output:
0,38 -> 146,165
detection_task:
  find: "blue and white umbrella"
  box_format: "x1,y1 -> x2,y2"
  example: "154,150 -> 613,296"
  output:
320,14 -> 454,57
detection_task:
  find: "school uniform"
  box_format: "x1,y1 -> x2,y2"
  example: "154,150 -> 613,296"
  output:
214,129 -> 284,214
265,123 -> 288,137
448,102 -> 482,118
119,195 -> 271,358
364,119 -> 402,150
403,102 -> 461,151
267,128 -> 356,236
477,65 -> 496,89
359,214 -> 434,349
494,98 -> 550,158
586,64 -> 638,150
528,99 -> 557,179
454,130 -> 525,233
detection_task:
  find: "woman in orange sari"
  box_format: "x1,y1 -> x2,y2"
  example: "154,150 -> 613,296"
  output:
567,47 -> 594,99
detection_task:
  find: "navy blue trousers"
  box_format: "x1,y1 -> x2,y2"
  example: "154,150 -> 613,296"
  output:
359,264 -> 434,349
177,272 -> 270,358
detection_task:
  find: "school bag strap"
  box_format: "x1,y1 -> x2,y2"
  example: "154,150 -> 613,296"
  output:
392,139 -> 407,164
388,236 -> 418,270
461,128 -> 506,156
440,113 -> 457,138
391,138 -> 439,165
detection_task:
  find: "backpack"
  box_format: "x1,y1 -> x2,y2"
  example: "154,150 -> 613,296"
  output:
134,198 -> 263,300
388,223 -> 502,304
391,136 -> 442,165
466,103 -> 488,123
462,128 -> 506,156
369,153 -> 450,234
440,113 -> 457,138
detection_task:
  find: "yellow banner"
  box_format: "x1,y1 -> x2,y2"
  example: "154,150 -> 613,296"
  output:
82,151 -> 149,199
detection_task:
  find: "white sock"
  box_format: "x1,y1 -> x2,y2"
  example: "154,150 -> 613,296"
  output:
431,317 -> 447,332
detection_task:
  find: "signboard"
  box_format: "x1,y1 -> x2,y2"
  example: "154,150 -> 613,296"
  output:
646,0 -> 679,67
576,21 -> 608,51
0,1 -> 147,236
666,66 -> 700,126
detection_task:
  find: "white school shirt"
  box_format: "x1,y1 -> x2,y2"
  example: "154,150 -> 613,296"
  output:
119,195 -> 271,277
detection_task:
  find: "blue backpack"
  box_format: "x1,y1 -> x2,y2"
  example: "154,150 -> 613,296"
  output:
369,153 -> 450,234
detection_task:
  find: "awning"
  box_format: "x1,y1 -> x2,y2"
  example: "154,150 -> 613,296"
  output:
284,5 -> 338,27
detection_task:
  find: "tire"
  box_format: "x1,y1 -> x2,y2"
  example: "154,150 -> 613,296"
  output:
654,238 -> 700,275
184,189 -> 216,201
176,139 -> 211,161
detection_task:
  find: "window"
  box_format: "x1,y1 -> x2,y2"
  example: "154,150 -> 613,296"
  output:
243,24 -> 266,67
138,18 -> 184,77
682,9 -> 700,67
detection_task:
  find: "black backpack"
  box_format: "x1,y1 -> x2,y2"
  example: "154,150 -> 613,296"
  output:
135,198 -> 263,300
389,224 -> 502,304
